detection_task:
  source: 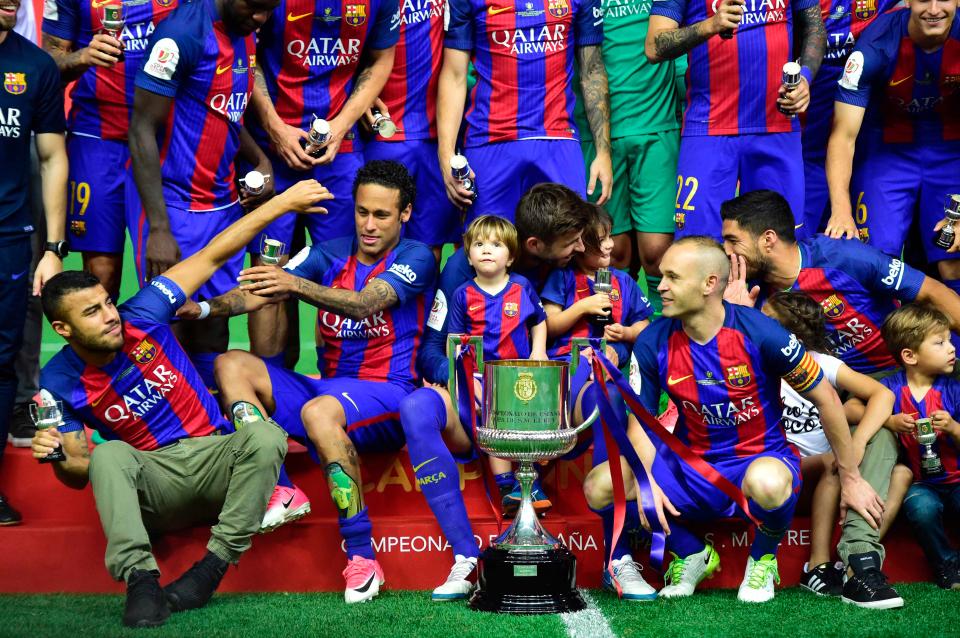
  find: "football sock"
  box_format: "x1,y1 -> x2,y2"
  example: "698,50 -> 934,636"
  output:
593,501 -> 641,565
339,508 -> 375,560
276,465 -> 293,489
666,523 -> 706,559
399,389 -> 478,559
748,491 -> 798,560
644,274 -> 663,315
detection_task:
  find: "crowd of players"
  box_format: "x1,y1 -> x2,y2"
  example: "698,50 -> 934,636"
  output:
1,0 -> 959,627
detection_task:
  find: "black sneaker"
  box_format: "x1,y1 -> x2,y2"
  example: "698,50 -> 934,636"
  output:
164,551 -> 229,612
7,404 -> 37,448
0,494 -> 22,526
123,569 -> 170,628
936,559 -> 960,590
841,552 -> 904,610
800,561 -> 844,596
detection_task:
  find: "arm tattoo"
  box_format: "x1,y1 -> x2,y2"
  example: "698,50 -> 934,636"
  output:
294,277 -> 399,321
254,67 -> 271,101
653,22 -> 711,61
577,45 -> 611,154
795,4 -> 826,79
350,67 -> 373,99
209,288 -> 250,318
42,34 -> 89,84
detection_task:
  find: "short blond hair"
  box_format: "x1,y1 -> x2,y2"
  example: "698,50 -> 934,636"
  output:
463,215 -> 519,261
881,303 -> 951,366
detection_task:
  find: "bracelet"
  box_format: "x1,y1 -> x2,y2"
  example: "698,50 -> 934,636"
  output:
197,301 -> 211,320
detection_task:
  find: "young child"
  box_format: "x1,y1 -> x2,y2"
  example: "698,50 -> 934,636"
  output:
447,215 -> 549,515
880,304 -> 960,589
762,292 -> 906,597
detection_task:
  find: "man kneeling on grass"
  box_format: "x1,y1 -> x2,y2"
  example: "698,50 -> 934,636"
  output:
30,181 -> 332,628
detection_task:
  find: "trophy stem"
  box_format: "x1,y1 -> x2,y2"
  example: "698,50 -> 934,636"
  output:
493,461 -> 560,551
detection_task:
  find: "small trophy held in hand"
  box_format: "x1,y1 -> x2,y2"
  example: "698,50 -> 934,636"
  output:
914,417 -> 945,478
30,391 -> 67,464
371,108 -> 397,138
589,267 -> 613,329
934,194 -> 960,250
100,3 -> 125,62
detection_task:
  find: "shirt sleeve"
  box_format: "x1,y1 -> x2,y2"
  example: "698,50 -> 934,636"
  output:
420,250 -> 472,383
377,243 -> 438,304
447,286 -> 467,335
757,314 -> 825,394
41,0 -> 79,42
525,283 -> 548,326
32,54 -> 66,134
791,0 -> 818,13
135,11 -> 203,98
630,330 -> 663,415
622,276 -> 653,324
369,0 -> 401,49
813,352 -> 844,388
443,0 -> 474,51
649,0 -> 686,25
539,268 -> 567,306
837,240 -> 924,301
834,30 -> 886,108
284,244 -> 330,281
118,276 -> 187,325
574,0 -> 604,46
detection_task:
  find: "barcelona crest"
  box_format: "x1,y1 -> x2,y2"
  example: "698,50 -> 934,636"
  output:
726,364 -> 751,388
853,0 -> 876,20
548,0 -> 569,18
820,294 -> 845,318
503,301 -> 519,317
132,339 -> 157,365
609,288 -> 620,302
3,72 -> 26,95
345,3 -> 367,26
156,0 -> 174,7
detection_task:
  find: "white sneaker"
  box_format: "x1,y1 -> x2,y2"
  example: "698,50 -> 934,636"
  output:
432,555 -> 478,601
603,555 -> 657,601
659,544 -> 720,598
737,554 -> 779,603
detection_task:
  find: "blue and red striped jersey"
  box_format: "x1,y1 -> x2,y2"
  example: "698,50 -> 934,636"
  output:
651,0 -> 818,136
881,371 -> 960,485
444,0 -> 603,146
379,0 -> 444,140
540,266 -> 652,361
836,8 -> 960,144
43,0 -> 180,141
801,0 -> 896,160
251,0 -> 400,153
631,302 -> 822,462
39,276 -> 229,450
285,236 -> 436,387
135,0 -> 255,211
448,273 -> 547,361
783,235 -> 924,374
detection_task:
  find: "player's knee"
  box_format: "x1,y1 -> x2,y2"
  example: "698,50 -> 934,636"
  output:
89,440 -> 138,481
583,465 -> 614,510
745,470 -> 793,509
301,396 -> 345,440
242,422 -> 288,464
213,350 -> 254,385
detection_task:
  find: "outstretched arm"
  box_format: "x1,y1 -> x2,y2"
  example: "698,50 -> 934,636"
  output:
645,0 -> 745,63
238,270 -> 400,321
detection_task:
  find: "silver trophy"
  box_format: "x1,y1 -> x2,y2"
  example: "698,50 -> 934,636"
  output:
914,418 -> 944,477
239,170 -> 269,196
935,194 -> 960,250
371,109 -> 397,138
30,391 -> 67,463
259,236 -> 285,266
590,268 -> 613,328
467,359 -> 598,614
303,116 -> 330,157
99,3 -> 125,61
450,154 -> 477,201
779,61 -> 802,118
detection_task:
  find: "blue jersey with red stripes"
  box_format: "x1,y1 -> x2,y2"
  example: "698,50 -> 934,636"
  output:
444,0 -> 603,146
651,0 -> 817,136
448,273 -> 547,361
801,0 -> 896,159
284,236 -> 436,387
881,371 -> 960,485
135,0 -> 255,210
251,0 -> 400,153
39,276 -> 229,450
379,0 -> 444,140
540,266 -> 652,361
42,0 -> 180,141
836,9 -> 960,144
782,235 -> 924,374
631,302 -> 823,462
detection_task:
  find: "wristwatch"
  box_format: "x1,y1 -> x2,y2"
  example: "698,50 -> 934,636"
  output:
45,240 -> 70,259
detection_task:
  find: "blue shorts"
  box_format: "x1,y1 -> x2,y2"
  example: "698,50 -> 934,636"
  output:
465,139 -> 587,227
802,156 -> 829,235
247,150 -> 363,254
365,138 -> 460,246
854,139 -> 960,263
125,177 -> 244,300
265,362 -> 408,457
652,447 -> 801,522
674,133 -> 805,241
67,135 -> 128,253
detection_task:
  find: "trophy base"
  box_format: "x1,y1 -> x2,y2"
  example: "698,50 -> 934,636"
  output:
469,546 -> 586,614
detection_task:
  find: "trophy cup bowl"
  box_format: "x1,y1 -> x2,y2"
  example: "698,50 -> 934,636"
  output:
468,359 -> 598,614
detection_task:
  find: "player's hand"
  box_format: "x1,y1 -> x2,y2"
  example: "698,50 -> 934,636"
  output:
33,251 -> 62,296
638,477 -> 680,534
824,210 -> 859,240
587,151 -> 613,206
710,0 -> 745,35
238,264 -> 298,297
603,322 -> 626,343
240,159 -> 275,211
578,292 -> 612,317
604,344 -> 620,368
268,122 -> 320,171
362,97 -> 391,133
32,427 -> 64,460
723,254 -> 760,307
778,76 -> 810,114
886,412 -> 916,434
933,218 -> 960,253
930,410 -> 960,437
439,153 -> 477,210
313,116 -> 349,166
146,227 -> 181,280
839,472 -> 884,530
80,34 -> 123,68
529,348 -> 548,361
276,179 -> 334,214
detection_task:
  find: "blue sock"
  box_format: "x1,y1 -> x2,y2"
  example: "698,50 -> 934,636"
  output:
399,389 -> 479,559
748,491 -> 798,560
276,464 -> 293,489
494,472 -> 515,490
593,501 -> 641,565
666,523 -> 706,558
339,507 -> 375,560
190,352 -> 219,390
262,352 -> 286,369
